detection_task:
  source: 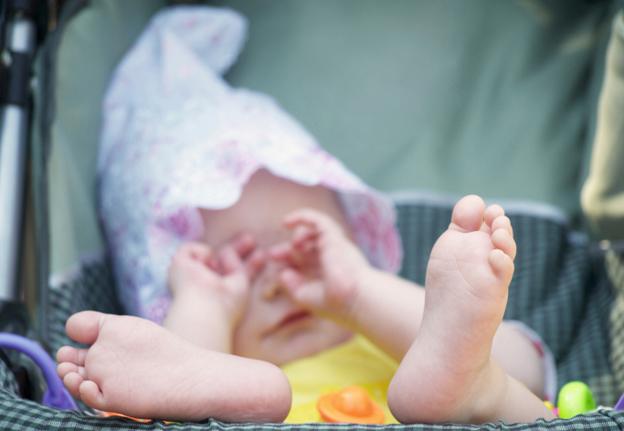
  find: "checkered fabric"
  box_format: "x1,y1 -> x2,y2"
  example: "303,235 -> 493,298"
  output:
0,384 -> 622,431
0,354 -> 19,396
1,200 -> 622,430
606,246 -> 624,397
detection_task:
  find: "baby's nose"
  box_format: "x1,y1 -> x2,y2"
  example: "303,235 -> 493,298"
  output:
259,262 -> 288,300
262,278 -> 285,301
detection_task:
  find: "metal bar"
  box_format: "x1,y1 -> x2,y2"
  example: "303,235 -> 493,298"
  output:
0,13 -> 36,301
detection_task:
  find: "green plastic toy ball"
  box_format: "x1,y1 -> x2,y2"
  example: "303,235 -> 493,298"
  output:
557,381 -> 596,419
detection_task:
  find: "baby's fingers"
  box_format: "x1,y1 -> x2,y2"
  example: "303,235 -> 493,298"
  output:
269,241 -> 318,271
177,242 -> 213,265
280,268 -> 324,309
219,245 -> 245,275
230,232 -> 257,260
171,242 -> 220,273
269,242 -> 301,267
245,248 -> 267,281
284,209 -> 342,238
292,225 -> 318,253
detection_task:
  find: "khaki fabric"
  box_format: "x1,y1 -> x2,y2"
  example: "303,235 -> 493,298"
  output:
219,0 -> 613,217
582,12 -> 624,241
586,9 -> 624,405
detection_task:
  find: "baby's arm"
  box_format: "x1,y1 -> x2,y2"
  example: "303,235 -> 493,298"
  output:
164,235 -> 263,352
272,209 -> 425,359
343,268 -> 426,359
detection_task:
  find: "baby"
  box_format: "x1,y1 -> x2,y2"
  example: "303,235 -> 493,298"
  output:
56,6 -> 555,425
56,170 -> 554,424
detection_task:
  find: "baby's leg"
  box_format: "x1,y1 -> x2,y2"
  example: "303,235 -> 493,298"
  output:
57,311 -> 291,422
387,195 -> 554,424
492,322 -> 552,400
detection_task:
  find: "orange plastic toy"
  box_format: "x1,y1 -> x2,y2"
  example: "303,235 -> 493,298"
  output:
100,411 -> 153,423
100,411 -> 174,425
317,385 -> 385,424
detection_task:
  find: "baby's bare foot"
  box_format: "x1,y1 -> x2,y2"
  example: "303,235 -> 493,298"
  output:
388,195 -> 520,423
56,311 -> 291,422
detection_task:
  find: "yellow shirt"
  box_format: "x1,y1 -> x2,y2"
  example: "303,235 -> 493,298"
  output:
282,335 -> 399,424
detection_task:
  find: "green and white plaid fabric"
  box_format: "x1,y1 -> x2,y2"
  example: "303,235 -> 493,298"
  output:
606,246 -> 624,397
0,355 -> 19,397
0,383 -> 622,431
0,199 -> 614,430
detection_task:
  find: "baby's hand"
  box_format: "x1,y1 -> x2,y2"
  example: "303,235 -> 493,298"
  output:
270,208 -> 371,324
168,234 -> 265,325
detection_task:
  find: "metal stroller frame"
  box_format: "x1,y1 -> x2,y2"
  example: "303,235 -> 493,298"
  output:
0,0 -> 55,402
0,0 -> 39,305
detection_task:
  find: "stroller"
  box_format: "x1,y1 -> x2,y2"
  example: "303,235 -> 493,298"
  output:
1,0 -> 624,429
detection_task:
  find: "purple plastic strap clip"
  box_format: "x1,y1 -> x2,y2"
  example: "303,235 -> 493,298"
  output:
614,393 -> 624,411
0,333 -> 77,410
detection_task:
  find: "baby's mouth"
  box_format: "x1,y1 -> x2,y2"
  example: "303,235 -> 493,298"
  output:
274,310 -> 313,330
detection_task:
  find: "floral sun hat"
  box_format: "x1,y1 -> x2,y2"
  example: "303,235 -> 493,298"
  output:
98,6 -> 402,322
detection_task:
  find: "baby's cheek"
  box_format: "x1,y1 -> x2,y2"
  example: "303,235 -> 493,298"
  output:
231,310 -> 264,358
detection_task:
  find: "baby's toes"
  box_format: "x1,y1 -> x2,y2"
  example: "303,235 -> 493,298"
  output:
491,227 -> 516,260
488,249 -> 514,282
491,215 -> 513,237
79,380 -> 106,411
63,371 -> 85,399
56,345 -> 88,366
484,204 -> 505,228
57,362 -> 83,379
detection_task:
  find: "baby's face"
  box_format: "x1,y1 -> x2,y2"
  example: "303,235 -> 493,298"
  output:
201,170 -> 353,365
232,259 -> 353,365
